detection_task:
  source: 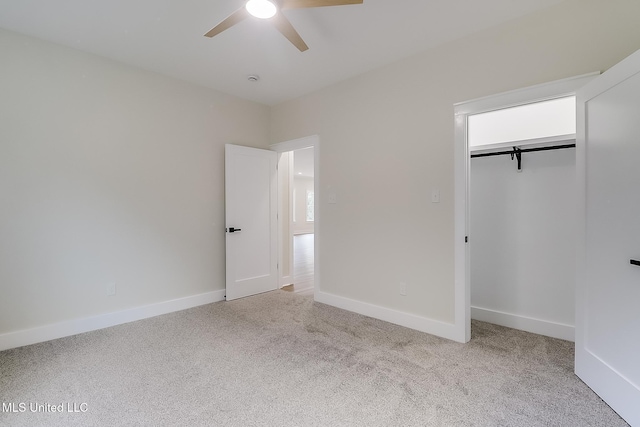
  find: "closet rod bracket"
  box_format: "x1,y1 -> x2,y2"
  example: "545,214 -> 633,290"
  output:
510,147 -> 522,172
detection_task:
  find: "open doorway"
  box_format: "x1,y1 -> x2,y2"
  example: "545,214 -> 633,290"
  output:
271,135 -> 319,297
468,96 -> 577,341
288,147 -> 314,294
453,74 -> 597,343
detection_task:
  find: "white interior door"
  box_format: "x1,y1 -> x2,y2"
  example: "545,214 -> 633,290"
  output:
225,144 -> 278,301
576,49 -> 640,426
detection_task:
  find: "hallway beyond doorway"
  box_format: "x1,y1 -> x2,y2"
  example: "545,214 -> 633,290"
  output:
282,233 -> 314,294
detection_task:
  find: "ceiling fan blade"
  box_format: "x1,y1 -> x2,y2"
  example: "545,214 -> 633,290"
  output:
272,11 -> 309,52
280,0 -> 363,10
204,7 -> 249,38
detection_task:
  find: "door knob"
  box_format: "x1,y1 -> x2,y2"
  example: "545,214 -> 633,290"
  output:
227,227 -> 242,233
631,259 -> 640,267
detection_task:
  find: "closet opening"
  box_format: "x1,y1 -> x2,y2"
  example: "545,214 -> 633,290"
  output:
453,74 -> 598,343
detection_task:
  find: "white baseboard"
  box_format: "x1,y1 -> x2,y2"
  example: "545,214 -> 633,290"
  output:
471,306 -> 574,341
0,290 -> 226,351
315,291 -> 463,342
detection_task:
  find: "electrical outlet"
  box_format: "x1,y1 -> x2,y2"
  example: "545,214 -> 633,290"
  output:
106,282 -> 116,296
399,282 -> 407,296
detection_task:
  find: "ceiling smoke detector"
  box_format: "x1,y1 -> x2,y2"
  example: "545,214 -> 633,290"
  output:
247,75 -> 260,82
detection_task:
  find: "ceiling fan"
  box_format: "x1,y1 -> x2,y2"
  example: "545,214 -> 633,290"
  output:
204,0 -> 364,52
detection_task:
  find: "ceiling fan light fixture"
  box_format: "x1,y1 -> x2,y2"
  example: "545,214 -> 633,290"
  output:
245,0 -> 277,19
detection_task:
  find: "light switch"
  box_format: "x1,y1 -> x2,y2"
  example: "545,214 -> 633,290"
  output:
431,189 -> 440,203
328,193 -> 337,204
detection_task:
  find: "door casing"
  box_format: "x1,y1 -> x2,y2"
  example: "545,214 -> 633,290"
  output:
453,73 -> 598,343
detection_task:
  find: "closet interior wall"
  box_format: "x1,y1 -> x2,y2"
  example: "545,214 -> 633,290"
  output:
470,146 -> 577,340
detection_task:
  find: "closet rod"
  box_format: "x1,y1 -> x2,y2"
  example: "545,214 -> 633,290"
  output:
471,143 -> 575,171
470,143 -> 575,159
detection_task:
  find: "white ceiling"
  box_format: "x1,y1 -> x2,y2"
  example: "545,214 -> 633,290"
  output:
0,0 -> 565,106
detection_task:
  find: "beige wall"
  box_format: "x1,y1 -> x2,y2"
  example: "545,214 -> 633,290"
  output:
270,0 -> 640,323
0,29 -> 270,334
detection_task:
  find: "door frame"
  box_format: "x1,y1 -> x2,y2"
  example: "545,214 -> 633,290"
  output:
270,135 -> 320,297
452,73 -> 598,343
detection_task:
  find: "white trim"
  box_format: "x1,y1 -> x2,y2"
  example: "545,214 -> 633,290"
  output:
454,72 -> 599,114
315,291 -> 462,342
270,135 -> 317,153
576,350 -> 640,426
287,153 -> 294,284
0,290 -> 225,351
454,112 -> 471,343
276,151 -> 295,288
453,73 -> 598,344
270,135 -> 320,298
575,73 -> 588,364
471,306 -> 574,341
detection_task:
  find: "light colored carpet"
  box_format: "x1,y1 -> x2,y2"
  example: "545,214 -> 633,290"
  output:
0,291 -> 627,426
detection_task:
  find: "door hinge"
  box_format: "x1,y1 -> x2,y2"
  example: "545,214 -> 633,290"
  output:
465,236 -> 468,243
